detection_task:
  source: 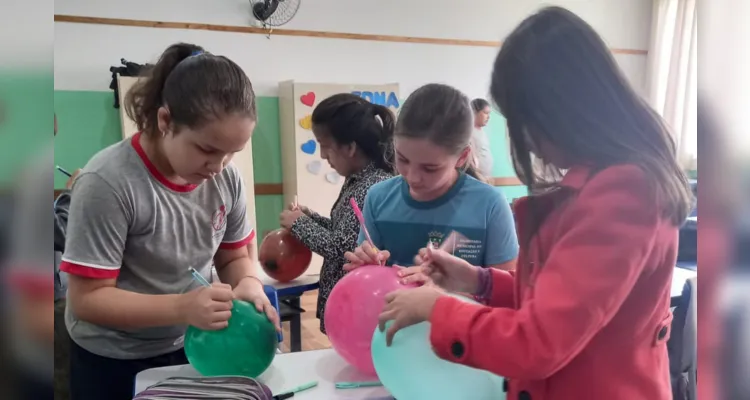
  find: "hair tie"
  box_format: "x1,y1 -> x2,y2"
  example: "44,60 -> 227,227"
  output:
190,50 -> 204,57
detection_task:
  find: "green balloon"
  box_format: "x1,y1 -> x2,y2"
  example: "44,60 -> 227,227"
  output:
184,300 -> 278,378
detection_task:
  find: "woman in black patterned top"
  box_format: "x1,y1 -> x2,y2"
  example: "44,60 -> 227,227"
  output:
279,93 -> 396,333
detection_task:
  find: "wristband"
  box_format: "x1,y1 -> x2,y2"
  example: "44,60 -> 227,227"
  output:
473,267 -> 493,304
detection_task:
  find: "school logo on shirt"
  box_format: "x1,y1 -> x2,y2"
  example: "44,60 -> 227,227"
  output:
427,230 -> 444,248
212,205 -> 227,232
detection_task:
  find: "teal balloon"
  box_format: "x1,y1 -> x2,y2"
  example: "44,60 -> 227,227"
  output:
371,294 -> 506,400
185,300 -> 278,378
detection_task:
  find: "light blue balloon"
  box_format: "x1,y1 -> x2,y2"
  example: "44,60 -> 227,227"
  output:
371,294 -> 506,400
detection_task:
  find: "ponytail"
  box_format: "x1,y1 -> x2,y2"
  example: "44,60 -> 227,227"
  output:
124,43 -> 204,137
370,104 -> 396,174
124,42 -> 255,138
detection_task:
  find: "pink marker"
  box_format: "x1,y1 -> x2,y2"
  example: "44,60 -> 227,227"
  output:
349,197 -> 382,265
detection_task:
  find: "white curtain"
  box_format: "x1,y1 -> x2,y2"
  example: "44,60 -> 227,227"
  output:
645,0 -> 698,170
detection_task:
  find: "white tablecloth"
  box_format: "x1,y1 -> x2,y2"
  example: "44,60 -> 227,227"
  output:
134,349 -> 393,399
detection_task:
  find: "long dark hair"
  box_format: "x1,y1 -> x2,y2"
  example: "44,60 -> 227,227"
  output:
124,43 -> 256,137
311,93 -> 396,174
491,6 -> 692,227
395,83 -> 487,182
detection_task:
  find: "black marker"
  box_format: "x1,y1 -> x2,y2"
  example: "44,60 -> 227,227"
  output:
56,165 -> 72,177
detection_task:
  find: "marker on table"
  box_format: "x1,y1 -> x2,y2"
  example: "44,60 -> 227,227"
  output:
273,380 -> 318,399
56,165 -> 72,177
335,381 -> 383,389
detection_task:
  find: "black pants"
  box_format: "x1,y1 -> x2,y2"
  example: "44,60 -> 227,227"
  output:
16,370 -> 54,400
69,339 -> 187,400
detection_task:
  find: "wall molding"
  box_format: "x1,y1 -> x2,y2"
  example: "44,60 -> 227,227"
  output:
490,177 -> 523,186
54,15 -> 648,55
53,13 -> 528,197
53,178 -> 521,199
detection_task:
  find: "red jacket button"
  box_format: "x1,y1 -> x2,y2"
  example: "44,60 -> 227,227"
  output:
450,341 -> 464,358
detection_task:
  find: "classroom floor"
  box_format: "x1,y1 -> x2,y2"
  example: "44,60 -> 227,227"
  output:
279,290 -> 332,352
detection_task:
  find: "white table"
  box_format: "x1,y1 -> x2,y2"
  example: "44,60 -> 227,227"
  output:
135,349 -> 393,399
211,269 -> 320,295
671,266 -> 697,300
257,270 -> 320,296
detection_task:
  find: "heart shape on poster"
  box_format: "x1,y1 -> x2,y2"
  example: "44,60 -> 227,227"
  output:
300,140 -> 317,155
306,160 -> 322,175
299,115 -> 312,130
300,92 -> 316,107
325,171 -> 341,184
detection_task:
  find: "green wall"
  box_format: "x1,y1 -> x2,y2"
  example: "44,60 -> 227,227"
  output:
53,90 -> 526,236
0,73 -> 54,185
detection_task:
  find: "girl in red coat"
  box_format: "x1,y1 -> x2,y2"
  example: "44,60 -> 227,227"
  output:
373,6 -> 693,400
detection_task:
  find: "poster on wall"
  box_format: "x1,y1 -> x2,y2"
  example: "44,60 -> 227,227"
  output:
117,75 -> 140,139
278,81 -> 400,275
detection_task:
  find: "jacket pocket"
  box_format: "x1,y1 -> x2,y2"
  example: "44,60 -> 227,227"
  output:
652,312 -> 674,346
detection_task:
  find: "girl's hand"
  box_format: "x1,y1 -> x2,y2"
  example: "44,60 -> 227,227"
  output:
287,201 -> 310,215
343,241 -> 390,271
419,247 -> 481,294
233,277 -> 282,332
65,168 -> 82,189
279,209 -> 304,229
377,286 -> 443,346
179,283 -> 236,330
395,265 -> 433,286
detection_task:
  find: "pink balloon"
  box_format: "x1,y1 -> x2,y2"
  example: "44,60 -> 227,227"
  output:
325,265 -> 416,375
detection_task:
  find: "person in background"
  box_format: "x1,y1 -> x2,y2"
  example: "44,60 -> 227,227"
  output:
278,93 -> 395,334
374,7 -> 693,400
343,83 -> 518,273
470,98 -> 493,177
61,43 -> 279,400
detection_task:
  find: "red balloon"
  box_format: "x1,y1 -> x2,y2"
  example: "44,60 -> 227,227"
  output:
259,229 -> 312,283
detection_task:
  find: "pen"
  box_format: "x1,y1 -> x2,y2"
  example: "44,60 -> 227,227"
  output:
273,381 -> 318,399
188,267 -> 211,287
335,381 -> 383,389
56,165 -> 72,177
349,197 -> 383,266
171,268 -> 212,347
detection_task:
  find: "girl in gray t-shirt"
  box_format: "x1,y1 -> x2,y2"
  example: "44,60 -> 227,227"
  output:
60,43 -> 279,400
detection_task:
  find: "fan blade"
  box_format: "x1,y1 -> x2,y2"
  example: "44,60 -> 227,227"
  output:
252,0 -> 280,21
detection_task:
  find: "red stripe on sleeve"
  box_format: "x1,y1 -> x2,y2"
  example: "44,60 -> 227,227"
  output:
60,261 -> 120,279
219,230 -> 256,250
